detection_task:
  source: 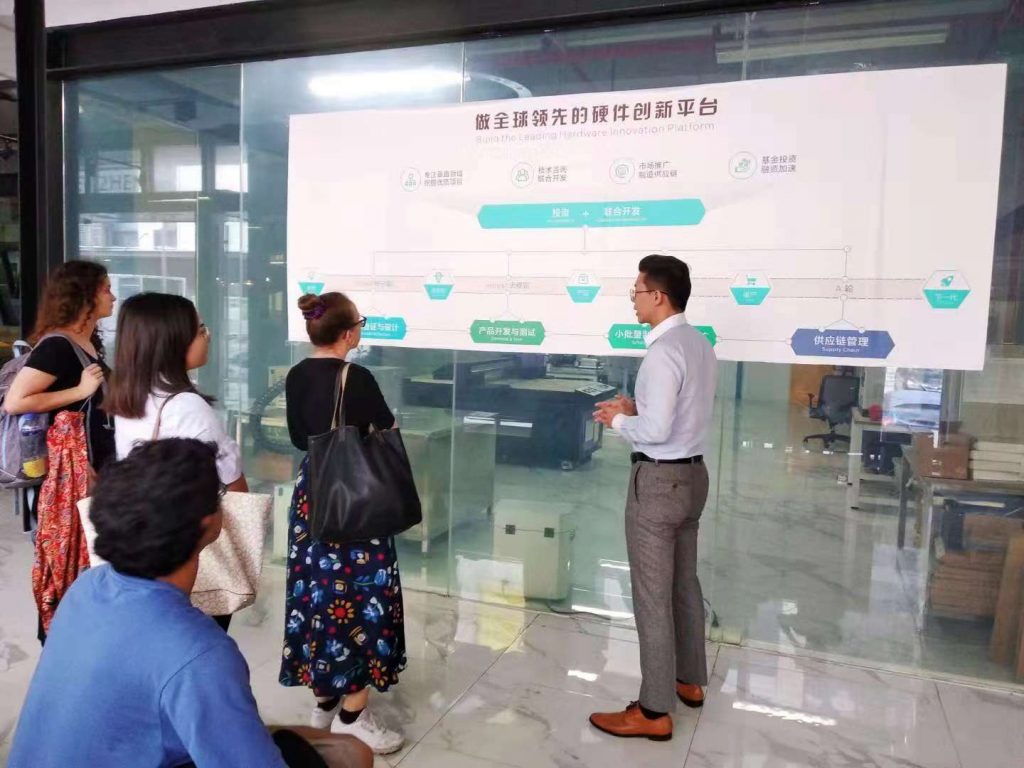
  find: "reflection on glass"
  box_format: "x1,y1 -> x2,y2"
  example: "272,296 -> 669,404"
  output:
884,368 -> 944,431
151,145 -> 202,193
62,1 -> 1024,690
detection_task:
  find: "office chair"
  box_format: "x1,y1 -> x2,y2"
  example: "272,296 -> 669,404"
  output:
803,373 -> 860,450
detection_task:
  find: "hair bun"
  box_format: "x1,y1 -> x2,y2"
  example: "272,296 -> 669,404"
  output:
299,293 -> 327,321
297,293 -> 321,312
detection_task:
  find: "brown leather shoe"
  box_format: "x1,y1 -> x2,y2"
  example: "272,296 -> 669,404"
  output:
589,702 -> 672,742
676,682 -> 704,708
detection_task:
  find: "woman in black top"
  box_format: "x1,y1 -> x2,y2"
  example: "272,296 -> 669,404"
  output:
6,260 -> 116,470
279,292 -> 406,756
5,261 -> 116,641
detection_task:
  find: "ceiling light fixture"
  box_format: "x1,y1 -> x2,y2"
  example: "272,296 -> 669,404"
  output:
309,68 -> 464,99
716,24 -> 948,64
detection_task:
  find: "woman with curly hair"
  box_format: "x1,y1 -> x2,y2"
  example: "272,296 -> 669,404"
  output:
4,260 -> 116,639
6,260 -> 116,466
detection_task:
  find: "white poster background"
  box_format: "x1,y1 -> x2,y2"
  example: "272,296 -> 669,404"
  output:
287,64 -> 1006,369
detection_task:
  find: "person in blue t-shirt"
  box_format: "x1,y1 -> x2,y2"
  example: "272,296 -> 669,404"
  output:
8,438 -> 372,768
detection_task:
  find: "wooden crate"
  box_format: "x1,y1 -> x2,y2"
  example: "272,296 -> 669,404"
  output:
991,534 -> 1024,665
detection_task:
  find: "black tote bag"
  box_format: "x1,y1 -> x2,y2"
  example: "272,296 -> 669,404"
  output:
307,363 -> 422,543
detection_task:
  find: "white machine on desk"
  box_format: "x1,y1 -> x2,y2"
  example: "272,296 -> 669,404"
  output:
493,500 -> 576,601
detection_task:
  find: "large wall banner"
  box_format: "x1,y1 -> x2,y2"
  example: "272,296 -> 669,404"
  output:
287,64 -> 1006,369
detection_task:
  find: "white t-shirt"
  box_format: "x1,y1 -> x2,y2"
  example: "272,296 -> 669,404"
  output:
114,392 -> 243,485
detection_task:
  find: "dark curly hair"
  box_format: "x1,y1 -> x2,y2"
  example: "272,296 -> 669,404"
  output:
30,260 -> 109,356
91,438 -> 221,579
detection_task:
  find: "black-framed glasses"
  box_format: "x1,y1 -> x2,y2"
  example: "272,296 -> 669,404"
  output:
629,288 -> 659,301
351,316 -> 367,329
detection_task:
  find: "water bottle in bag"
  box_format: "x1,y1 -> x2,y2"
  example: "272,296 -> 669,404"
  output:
18,414 -> 48,479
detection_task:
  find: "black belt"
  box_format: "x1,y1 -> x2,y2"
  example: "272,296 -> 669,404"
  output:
631,452 -> 703,465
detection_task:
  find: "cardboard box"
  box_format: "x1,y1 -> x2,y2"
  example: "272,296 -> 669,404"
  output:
928,548 -> 1004,619
914,432 -> 973,480
966,515 -> 1024,551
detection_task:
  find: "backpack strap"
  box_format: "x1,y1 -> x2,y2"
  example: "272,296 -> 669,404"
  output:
36,332 -> 109,466
39,333 -> 109,402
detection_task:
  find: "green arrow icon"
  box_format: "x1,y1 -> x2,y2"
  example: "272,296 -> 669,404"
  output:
470,320 -> 545,346
924,289 -> 969,309
608,323 -> 716,349
363,316 -> 407,340
608,323 -> 650,350
425,284 -> 454,300
567,286 -> 601,303
695,326 -> 717,347
478,199 -> 705,229
730,287 -> 771,306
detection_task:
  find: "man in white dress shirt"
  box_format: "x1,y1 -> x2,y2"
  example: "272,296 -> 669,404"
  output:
589,255 -> 717,742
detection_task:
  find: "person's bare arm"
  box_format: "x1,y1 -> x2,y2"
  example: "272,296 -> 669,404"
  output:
4,364 -> 103,415
226,474 -> 249,493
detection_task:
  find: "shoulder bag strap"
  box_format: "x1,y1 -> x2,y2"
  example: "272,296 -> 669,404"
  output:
330,363 -> 351,430
151,392 -> 181,441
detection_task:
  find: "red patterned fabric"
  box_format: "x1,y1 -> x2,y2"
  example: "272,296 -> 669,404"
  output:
32,411 -> 91,633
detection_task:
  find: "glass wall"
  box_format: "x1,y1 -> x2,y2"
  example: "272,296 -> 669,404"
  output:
71,66 -> 245,404
64,0 -> 1024,687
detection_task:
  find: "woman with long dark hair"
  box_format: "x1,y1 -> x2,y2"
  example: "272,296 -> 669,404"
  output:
106,292 -> 247,494
4,260 -> 116,638
280,292 -> 406,756
106,293 -> 248,632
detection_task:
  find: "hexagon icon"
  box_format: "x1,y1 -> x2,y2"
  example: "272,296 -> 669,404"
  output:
566,271 -> 601,303
923,270 -> 970,309
424,269 -> 454,301
730,271 -> 771,306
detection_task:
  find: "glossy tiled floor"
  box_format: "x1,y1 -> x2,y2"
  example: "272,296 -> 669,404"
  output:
2,398 -> 1023,765
394,401 -> 1018,684
2,542 -> 1023,767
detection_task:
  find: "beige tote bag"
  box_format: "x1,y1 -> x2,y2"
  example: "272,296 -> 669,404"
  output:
78,491 -> 270,615
78,393 -> 270,615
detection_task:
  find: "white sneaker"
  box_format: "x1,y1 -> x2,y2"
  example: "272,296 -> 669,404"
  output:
330,708 -> 405,755
310,697 -> 343,730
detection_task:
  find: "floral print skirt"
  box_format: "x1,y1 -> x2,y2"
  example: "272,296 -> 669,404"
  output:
279,457 -> 406,697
